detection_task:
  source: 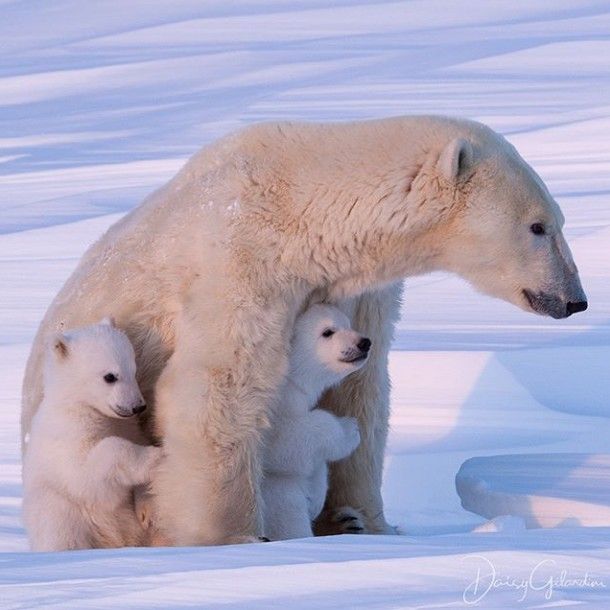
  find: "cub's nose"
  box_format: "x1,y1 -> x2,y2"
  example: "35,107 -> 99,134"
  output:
132,404 -> 147,415
566,301 -> 588,316
357,337 -> 372,352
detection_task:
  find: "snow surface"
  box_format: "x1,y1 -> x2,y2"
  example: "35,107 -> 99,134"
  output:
457,454 -> 610,528
1,1 -> 609,607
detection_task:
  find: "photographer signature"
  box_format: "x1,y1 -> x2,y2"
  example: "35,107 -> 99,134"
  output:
462,555 -> 606,605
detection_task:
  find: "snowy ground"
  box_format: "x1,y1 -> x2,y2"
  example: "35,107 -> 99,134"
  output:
1,1 -> 609,608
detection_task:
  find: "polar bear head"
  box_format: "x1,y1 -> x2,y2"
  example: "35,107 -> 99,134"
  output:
425,123 -> 587,319
289,304 -> 370,396
44,318 -> 146,419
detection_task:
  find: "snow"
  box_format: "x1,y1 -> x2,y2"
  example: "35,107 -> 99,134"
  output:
1,0 -> 609,607
457,454 -> 610,528
3,531 -> 610,609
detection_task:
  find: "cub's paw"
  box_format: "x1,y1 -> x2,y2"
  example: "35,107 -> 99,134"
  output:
142,446 -> 164,471
314,506 -> 366,536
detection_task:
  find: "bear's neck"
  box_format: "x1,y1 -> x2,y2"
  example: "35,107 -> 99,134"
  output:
266,145 -> 450,297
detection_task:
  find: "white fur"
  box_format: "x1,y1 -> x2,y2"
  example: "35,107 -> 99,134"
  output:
20,116 -> 586,544
22,320 -> 160,551
262,304 -> 365,540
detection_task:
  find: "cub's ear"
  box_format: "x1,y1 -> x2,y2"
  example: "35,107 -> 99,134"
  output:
52,333 -> 70,360
437,138 -> 473,181
100,316 -> 116,327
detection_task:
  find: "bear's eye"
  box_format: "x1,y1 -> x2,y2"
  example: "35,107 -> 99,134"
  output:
104,373 -> 118,384
321,328 -> 335,338
530,223 -> 546,236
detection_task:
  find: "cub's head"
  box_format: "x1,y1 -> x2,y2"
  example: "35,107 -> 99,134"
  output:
290,304 -> 371,390
45,318 -> 146,419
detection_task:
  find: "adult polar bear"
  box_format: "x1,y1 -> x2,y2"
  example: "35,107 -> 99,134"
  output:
21,116 -> 587,545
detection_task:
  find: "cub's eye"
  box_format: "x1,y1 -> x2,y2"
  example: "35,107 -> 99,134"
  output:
103,373 -> 118,384
321,329 -> 335,338
530,223 -> 546,236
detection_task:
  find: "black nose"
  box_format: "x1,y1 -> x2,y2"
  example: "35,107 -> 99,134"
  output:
357,337 -> 372,352
132,404 -> 147,415
566,301 -> 588,316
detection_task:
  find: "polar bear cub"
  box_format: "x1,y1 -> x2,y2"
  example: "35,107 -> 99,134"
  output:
22,319 -> 161,551
262,304 -> 370,540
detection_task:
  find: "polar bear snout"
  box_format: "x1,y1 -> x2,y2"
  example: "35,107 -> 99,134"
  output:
522,289 -> 588,319
106,372 -> 146,416
566,300 -> 588,316
109,379 -> 147,418
112,398 -> 147,418
340,336 -> 372,364
112,405 -> 144,418
357,338 -> 372,353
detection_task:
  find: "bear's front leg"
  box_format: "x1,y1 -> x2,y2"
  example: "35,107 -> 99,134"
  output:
152,281 -> 293,546
152,357 -> 266,545
315,282 -> 403,535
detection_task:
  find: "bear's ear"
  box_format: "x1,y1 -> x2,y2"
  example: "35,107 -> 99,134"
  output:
437,138 -> 473,181
100,316 -> 116,328
52,333 -> 70,360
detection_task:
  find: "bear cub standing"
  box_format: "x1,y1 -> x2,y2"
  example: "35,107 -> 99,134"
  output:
22,318 -> 160,551
262,304 -> 369,540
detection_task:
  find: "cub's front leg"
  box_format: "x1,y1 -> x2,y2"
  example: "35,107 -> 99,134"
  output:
308,409 -> 361,463
306,411 -> 361,530
82,437 -> 161,502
